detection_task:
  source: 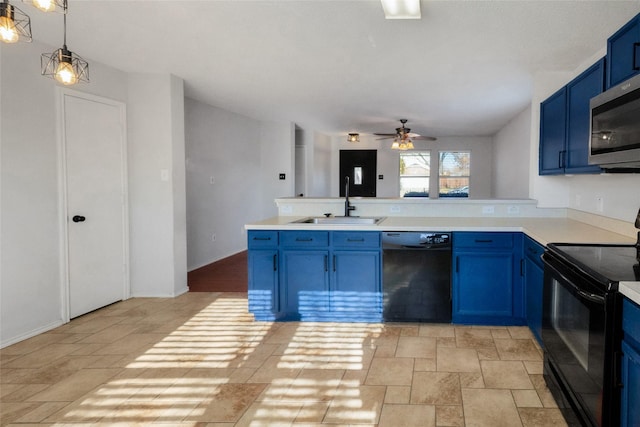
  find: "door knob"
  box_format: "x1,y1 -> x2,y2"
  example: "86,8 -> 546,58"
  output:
72,215 -> 86,223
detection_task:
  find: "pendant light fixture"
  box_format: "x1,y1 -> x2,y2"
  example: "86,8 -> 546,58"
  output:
347,133 -> 360,143
0,0 -> 31,43
26,0 -> 64,13
41,0 -> 89,85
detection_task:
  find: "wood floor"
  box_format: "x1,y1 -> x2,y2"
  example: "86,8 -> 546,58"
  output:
188,251 -> 248,293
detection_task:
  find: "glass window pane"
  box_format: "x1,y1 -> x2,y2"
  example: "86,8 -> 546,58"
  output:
400,177 -> 430,197
439,151 -> 470,198
400,151 -> 430,197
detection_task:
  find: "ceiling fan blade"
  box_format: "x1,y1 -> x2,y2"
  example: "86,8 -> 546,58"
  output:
412,136 -> 437,141
375,136 -> 395,140
373,133 -> 398,137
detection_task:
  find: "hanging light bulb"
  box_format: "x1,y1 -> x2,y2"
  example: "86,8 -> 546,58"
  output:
391,137 -> 400,150
41,0 -> 89,85
29,0 -> 62,12
0,0 -> 31,43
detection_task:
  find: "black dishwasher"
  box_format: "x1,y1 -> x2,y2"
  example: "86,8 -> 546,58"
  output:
382,231 -> 452,323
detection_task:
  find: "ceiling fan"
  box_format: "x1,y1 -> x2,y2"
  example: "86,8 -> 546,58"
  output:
374,119 -> 436,150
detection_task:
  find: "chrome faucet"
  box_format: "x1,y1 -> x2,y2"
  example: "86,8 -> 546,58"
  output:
344,176 -> 356,217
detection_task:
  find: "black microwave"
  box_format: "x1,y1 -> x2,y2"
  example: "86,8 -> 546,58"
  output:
589,72 -> 640,170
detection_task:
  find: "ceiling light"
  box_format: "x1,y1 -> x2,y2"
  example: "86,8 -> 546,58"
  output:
381,0 -> 421,19
0,0 -> 31,43
26,0 -> 64,13
41,0 -> 89,85
347,133 -> 360,143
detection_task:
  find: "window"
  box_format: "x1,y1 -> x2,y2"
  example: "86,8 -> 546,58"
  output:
439,151 -> 470,197
399,152 -> 430,197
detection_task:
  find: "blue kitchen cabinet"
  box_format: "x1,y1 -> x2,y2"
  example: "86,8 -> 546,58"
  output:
331,231 -> 382,322
539,87 -> 567,175
280,231 -> 330,320
523,236 -> 545,345
607,13 -> 640,89
621,297 -> 640,427
539,59 -> 604,175
565,59 -> 604,174
452,232 -> 524,325
248,230 -> 383,321
247,231 -> 279,320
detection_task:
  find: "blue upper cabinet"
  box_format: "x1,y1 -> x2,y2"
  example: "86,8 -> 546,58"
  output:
539,87 -> 567,175
607,13 -> 640,89
539,59 -> 605,175
565,59 -> 605,174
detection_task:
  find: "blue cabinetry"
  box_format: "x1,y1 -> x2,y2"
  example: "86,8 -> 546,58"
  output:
452,232 -> 524,325
539,59 -> 604,175
607,13 -> 640,89
248,231 -> 279,320
247,230 -> 382,322
621,297 -> 640,427
523,236 -> 544,345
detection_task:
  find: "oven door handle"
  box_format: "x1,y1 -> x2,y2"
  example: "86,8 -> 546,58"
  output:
567,280 -> 606,305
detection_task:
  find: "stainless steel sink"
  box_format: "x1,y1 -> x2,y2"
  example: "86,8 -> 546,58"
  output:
292,216 -> 386,225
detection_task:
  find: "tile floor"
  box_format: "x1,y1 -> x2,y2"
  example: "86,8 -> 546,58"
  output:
0,292 -> 568,426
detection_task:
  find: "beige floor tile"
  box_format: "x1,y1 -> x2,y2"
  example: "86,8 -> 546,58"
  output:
494,339 -> 542,361
414,357 -> 436,371
3,343 -> 85,369
419,324 -> 456,338
512,389 -> 544,408
518,407 -> 569,426
508,326 -> 535,339
481,360 -> 534,389
29,368 -> 122,402
295,400 -> 330,423
385,385 -> 411,404
459,372 -> 485,388
437,337 -> 458,348
324,385 -> 386,424
13,401 -> 70,423
400,325 -> 420,336
462,388 -> 523,427
1,383 -> 49,402
436,404 -> 464,427
410,371 -> 461,405
490,328 -> 512,339
436,346 -> 481,373
523,360 -> 544,375
455,328 -> 496,348
0,401 -> 42,425
477,346 -> 500,360
189,383 -> 266,423
365,357 -> 414,385
395,336 -> 436,358
378,403 -> 436,427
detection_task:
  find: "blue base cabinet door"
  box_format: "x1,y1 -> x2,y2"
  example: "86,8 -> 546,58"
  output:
452,232 -> 524,326
281,250 -> 330,321
248,249 -> 279,320
331,250 -> 382,322
621,298 -> 640,427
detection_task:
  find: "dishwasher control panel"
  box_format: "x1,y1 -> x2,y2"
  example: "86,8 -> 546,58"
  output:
382,232 -> 451,249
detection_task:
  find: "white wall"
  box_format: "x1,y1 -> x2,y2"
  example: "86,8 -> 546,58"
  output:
328,135 -> 494,198
530,51 -> 640,223
0,41 -> 127,346
184,98 -> 294,271
493,106 -> 531,198
312,131 -> 332,196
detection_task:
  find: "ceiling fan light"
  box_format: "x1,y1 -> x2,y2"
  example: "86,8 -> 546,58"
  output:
380,0 -> 421,19
0,1 -> 31,43
406,140 -> 414,149
391,139 -> 400,150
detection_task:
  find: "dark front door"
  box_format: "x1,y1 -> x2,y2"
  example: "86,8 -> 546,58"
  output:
339,150 -> 377,197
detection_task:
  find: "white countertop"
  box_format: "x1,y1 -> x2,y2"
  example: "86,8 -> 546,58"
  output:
245,215 -> 639,301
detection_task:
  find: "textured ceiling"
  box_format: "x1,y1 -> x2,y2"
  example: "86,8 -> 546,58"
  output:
26,0 -> 640,137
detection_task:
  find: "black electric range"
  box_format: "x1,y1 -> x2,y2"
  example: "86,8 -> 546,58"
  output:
542,242 -> 639,426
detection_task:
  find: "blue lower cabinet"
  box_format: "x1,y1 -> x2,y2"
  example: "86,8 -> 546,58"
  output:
247,230 -> 382,322
452,232 -> 524,325
280,250 -> 330,321
621,298 -> 640,427
524,236 -> 545,345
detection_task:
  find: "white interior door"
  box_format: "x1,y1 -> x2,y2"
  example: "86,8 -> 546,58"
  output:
62,91 -> 128,319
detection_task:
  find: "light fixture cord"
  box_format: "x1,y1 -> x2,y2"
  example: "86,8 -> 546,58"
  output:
62,0 -> 67,47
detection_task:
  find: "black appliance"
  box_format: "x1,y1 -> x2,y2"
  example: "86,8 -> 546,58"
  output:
382,231 -> 452,322
589,72 -> 640,170
542,242 -> 640,426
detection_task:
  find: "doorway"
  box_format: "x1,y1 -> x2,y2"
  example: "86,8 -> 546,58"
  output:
60,89 -> 129,319
339,150 -> 377,197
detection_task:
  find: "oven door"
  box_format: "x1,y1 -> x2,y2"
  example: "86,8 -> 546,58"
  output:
542,255 -> 621,427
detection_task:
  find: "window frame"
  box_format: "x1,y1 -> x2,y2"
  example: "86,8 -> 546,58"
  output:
438,150 -> 470,198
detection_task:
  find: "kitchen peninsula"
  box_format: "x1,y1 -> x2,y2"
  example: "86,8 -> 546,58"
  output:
245,198 -> 638,325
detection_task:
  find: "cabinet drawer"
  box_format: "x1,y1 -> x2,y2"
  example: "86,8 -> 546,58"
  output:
454,232 -> 513,249
281,231 -> 329,248
248,231 -> 278,248
332,231 -> 380,249
623,298 -> 640,343
524,236 -> 545,267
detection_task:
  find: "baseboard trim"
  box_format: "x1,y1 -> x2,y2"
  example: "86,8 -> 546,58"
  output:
1,319 -> 66,349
